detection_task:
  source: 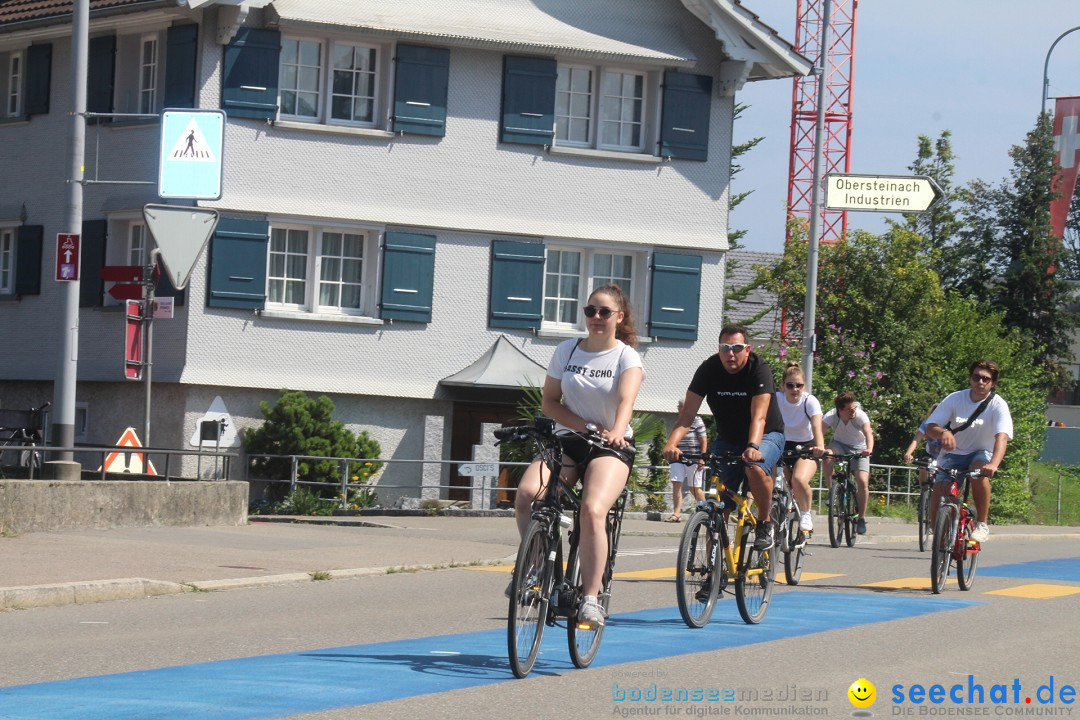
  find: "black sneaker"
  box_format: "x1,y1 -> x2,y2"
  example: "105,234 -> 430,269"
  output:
694,578 -> 713,602
856,517 -> 867,534
754,524 -> 775,550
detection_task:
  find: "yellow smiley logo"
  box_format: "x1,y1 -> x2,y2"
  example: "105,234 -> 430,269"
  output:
848,678 -> 876,709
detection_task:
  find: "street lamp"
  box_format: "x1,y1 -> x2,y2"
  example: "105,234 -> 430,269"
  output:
1042,26 -> 1080,115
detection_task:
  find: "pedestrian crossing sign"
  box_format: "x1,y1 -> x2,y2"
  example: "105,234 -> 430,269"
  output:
158,109 -> 225,200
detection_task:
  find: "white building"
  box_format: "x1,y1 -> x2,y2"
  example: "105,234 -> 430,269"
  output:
0,0 -> 809,500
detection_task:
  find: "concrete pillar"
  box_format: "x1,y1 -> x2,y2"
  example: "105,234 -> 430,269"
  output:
421,414 -> 444,501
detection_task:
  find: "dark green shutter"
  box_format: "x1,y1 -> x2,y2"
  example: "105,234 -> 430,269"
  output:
222,28 -> 280,120
14,225 -> 43,296
207,217 -> 268,309
164,24 -> 198,109
489,239 -> 543,329
648,251 -> 701,340
500,56 -> 556,145
24,44 -> 51,116
380,231 -> 436,322
392,44 -> 450,136
87,35 -> 116,117
659,72 -> 712,161
79,219 -> 107,307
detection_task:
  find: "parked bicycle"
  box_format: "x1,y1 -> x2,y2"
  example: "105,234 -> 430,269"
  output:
673,451 -> 776,627
825,451 -> 861,548
0,402 -> 49,479
930,467 -> 983,594
774,447 -> 815,585
495,417 -> 629,678
912,457 -> 938,552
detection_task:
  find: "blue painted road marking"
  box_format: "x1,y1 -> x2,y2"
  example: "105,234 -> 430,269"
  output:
0,592 -> 977,720
980,557 -> 1080,582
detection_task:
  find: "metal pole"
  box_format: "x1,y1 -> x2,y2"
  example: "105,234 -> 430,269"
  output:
143,249 -> 158,447
800,0 -> 833,392
1042,27 -> 1080,115
53,0 -> 89,465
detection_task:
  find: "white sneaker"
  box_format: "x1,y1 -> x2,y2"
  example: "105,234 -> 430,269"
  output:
799,511 -> 814,532
578,595 -> 606,628
971,522 -> 990,543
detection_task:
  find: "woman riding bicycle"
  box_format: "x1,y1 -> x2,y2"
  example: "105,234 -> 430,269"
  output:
821,392 -> 874,535
902,403 -> 941,487
512,284 -> 644,629
775,363 -> 825,534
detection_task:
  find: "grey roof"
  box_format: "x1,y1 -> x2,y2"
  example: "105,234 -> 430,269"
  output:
725,249 -> 782,341
441,335 -> 548,390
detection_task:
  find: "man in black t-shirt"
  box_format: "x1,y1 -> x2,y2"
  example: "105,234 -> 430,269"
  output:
664,323 -> 785,549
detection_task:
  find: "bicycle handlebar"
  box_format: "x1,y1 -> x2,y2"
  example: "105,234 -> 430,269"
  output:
675,450 -> 743,465
494,417 -> 630,459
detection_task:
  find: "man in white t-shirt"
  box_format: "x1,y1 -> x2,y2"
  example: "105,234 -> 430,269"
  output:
666,399 -> 708,522
925,360 -> 1013,543
821,392 -> 874,534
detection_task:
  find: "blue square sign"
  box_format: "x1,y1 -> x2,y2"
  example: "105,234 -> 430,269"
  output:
158,109 -> 225,200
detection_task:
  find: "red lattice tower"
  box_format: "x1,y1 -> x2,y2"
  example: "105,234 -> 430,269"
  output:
786,0 -> 858,245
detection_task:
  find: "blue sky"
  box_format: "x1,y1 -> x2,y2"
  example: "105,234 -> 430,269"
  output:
731,1 -> 1080,253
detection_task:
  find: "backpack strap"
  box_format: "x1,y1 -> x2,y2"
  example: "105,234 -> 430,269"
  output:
944,391 -> 996,434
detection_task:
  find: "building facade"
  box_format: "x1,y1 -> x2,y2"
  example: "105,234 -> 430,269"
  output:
0,0 -> 808,500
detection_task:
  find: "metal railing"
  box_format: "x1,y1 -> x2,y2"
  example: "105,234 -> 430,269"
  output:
0,445 -> 237,482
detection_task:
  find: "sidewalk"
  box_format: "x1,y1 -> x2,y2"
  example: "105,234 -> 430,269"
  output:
2,512 -> 1078,611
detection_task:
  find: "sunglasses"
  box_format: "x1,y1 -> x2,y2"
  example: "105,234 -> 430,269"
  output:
786,382 -> 805,389
719,343 -> 748,354
583,305 -> 616,319
971,374 -> 993,384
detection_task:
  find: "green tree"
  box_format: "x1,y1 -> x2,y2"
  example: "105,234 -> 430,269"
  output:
1060,184 -> 1080,280
243,389 -> 382,498
958,113 -> 1078,390
725,103 -> 769,324
903,130 -> 962,254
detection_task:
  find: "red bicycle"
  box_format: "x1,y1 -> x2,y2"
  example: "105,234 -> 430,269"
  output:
930,467 -> 983,594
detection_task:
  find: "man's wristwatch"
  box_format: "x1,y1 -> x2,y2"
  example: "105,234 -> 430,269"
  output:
746,442 -> 760,451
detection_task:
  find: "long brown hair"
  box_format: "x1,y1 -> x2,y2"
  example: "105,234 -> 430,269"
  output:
590,284 -> 638,348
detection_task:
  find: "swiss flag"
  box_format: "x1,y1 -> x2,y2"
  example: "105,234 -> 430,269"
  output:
1051,97 -> 1080,239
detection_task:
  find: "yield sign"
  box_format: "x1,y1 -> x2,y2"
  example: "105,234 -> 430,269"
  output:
143,204 -> 219,290
98,427 -> 158,475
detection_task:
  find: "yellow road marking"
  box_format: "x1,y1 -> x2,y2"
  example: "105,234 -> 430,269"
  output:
984,583 -> 1080,599
469,565 -> 514,573
615,568 -> 675,579
862,576 -> 954,590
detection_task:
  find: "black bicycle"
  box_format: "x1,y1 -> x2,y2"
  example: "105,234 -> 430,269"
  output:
495,417 -> 630,679
774,447 -> 815,585
912,457 -> 938,552
826,452 -> 861,548
674,451 -> 776,627
0,402 -> 49,479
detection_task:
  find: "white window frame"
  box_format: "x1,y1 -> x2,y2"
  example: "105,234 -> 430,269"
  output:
128,222 -> 148,267
138,34 -> 159,115
541,243 -> 642,331
6,50 -> 22,117
265,222 -> 377,316
279,35 -> 387,129
0,225 -> 15,294
554,63 -> 649,153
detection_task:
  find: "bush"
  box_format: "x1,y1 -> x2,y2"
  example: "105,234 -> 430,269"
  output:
243,389 -> 382,500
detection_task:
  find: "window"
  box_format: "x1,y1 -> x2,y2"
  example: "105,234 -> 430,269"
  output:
139,36 -> 158,114
0,226 -> 14,294
542,246 -> 638,329
128,223 -> 148,266
267,224 -> 373,313
279,37 -> 384,126
555,64 -> 646,152
6,50 -> 21,117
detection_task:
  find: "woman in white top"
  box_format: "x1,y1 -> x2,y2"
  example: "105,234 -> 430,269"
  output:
513,284 -> 645,628
774,363 -> 825,532
821,391 -> 875,534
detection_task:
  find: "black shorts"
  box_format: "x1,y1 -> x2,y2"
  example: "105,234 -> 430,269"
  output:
557,432 -> 636,471
781,440 -> 816,470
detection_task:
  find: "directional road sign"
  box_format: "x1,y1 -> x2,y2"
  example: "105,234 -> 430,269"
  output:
457,463 -> 498,476
825,173 -> 943,213
158,109 -> 225,200
56,233 -> 80,281
109,283 -> 144,301
100,265 -> 145,283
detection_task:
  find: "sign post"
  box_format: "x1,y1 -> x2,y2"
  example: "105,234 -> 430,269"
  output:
825,174 -> 943,213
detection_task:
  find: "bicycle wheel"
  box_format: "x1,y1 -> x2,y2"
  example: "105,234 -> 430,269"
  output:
956,513 -> 980,591
827,483 -> 843,548
735,521 -> 776,624
508,520 -> 551,678
917,486 -> 931,552
675,510 -> 721,628
844,482 -> 858,547
784,515 -> 805,586
930,506 -> 955,595
566,545 -> 606,668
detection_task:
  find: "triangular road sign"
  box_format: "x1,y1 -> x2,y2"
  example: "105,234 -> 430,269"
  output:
143,204 -> 219,290
98,427 -> 158,475
166,117 -> 216,162
189,396 -> 241,448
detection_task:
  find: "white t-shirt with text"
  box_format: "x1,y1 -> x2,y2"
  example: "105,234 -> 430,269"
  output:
547,339 -> 644,435
926,390 -> 1013,457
